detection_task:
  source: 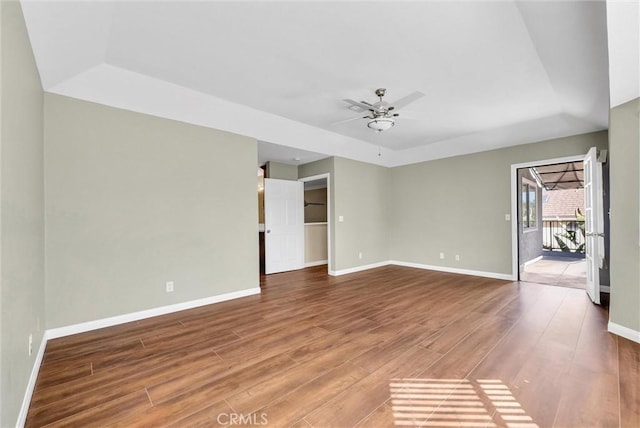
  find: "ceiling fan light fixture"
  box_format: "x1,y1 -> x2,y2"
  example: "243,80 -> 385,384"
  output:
367,117 -> 395,132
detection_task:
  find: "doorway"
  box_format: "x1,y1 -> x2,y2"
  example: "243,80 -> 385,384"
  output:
518,161 -> 587,288
511,152 -> 609,298
299,173 -> 331,274
302,178 -> 328,268
258,171 -> 332,275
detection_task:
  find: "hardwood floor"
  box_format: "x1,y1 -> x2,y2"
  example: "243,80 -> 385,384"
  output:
26,265 -> 639,427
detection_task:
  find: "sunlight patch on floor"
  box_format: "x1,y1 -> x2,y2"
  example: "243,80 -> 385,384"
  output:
390,378 -> 539,428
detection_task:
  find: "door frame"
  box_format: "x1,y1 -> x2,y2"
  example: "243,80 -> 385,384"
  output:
510,154 -> 586,280
298,173 -> 332,274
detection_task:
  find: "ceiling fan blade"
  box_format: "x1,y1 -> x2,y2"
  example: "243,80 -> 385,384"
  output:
389,91 -> 425,110
342,99 -> 376,112
330,115 -> 369,126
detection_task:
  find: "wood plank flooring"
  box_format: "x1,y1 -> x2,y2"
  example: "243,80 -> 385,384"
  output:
25,265 -> 639,427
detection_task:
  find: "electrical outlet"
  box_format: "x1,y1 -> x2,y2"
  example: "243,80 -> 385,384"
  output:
455,254 -> 460,261
505,213 -> 511,221
28,334 -> 33,356
358,252 -> 363,260
166,281 -> 174,293
338,215 -> 344,222
439,252 -> 445,260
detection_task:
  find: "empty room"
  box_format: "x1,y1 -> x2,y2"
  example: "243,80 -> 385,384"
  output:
1,0 -> 639,427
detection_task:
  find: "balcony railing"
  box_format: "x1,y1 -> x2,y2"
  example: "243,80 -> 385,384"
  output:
542,220 -> 585,253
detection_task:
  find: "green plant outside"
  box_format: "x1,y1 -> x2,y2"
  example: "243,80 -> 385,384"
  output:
553,208 -> 586,253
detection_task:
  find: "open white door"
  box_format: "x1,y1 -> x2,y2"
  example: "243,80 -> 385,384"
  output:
584,147 -> 604,304
264,178 -> 304,274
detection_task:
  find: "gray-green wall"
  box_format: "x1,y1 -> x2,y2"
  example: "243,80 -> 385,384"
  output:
299,157 -> 390,272
389,131 -> 608,275
1,1 -> 46,425
45,94 -> 258,328
266,161 -> 298,180
333,158 -> 390,271
609,98 -> 640,333
299,133 -> 607,275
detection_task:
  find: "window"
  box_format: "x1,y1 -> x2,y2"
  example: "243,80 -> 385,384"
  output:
521,178 -> 537,230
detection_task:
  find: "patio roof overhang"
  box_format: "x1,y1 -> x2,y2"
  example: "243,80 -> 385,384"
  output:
531,161 -> 584,191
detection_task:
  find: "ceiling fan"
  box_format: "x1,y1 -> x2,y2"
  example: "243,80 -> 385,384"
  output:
337,88 -> 425,132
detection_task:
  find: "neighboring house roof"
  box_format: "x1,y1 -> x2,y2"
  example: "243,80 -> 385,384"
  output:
542,189 -> 584,220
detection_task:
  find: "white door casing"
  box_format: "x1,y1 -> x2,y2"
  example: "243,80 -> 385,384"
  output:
299,173 -> 332,274
584,146 -> 604,304
510,155 -> 586,281
264,178 -> 304,274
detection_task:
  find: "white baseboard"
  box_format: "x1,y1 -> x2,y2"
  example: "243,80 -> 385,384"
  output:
389,260 -> 514,281
329,261 -> 390,276
608,321 -> 640,344
304,260 -> 328,268
46,286 -> 260,339
16,331 -> 48,428
523,255 -> 544,267
329,260 -> 514,281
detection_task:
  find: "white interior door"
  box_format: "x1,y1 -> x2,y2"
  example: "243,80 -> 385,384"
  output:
264,178 -> 304,274
584,147 -> 604,304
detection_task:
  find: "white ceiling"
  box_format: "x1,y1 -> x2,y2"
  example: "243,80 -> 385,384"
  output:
22,1 -> 614,167
257,140 -> 327,167
606,0 -> 640,108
